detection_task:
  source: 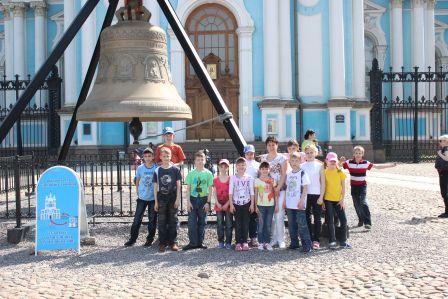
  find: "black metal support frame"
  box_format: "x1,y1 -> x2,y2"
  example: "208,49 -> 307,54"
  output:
0,0 -> 247,161
0,0 -> 101,148
156,0 -> 247,155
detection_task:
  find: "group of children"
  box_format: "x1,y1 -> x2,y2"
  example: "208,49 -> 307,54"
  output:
125,127 -> 394,253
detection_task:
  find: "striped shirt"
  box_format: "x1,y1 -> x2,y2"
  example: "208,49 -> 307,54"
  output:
342,159 -> 373,186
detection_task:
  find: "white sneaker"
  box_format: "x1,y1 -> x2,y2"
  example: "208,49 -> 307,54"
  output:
265,243 -> 274,251
279,242 -> 286,249
258,244 -> 264,250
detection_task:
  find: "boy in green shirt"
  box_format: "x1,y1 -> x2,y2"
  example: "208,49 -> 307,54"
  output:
183,150 -> 214,250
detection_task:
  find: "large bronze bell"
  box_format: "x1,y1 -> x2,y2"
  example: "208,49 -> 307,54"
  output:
77,3 -> 192,124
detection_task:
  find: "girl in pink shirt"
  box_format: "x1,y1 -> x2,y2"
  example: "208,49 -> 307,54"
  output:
213,159 -> 232,249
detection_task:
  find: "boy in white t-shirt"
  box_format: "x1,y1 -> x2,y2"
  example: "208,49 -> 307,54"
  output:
284,152 -> 312,252
301,144 -> 325,250
244,144 -> 260,247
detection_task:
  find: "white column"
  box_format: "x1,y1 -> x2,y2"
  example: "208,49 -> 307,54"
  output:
352,0 -> 365,100
81,0 -> 96,80
31,2 -> 47,107
144,0 -> 160,25
31,2 -> 47,72
168,29 -> 186,142
329,0 -> 346,99
237,27 -> 255,141
64,0 -> 77,106
2,6 -> 14,106
425,0 -> 436,100
279,0 -> 292,100
263,0 -> 280,100
412,0 -> 426,99
391,0 -> 404,100
10,3 -> 26,79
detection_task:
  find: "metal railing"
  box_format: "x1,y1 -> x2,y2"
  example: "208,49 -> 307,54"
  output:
0,68 -> 62,157
0,152 -> 245,224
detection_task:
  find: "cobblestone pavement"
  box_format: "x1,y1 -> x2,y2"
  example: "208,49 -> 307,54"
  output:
0,163 -> 447,298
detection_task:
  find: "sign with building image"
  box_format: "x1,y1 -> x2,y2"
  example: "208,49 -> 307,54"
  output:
36,166 -> 83,254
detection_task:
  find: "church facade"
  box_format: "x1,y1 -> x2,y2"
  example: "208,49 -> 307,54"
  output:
0,0 -> 447,148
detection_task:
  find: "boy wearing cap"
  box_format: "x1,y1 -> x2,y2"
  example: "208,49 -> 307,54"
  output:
229,157 -> 255,251
183,150 -> 214,251
213,158 -> 232,249
155,127 -> 186,167
125,148 -> 158,247
244,144 -> 260,247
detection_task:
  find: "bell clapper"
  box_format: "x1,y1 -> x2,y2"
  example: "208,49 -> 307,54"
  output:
129,117 -> 143,145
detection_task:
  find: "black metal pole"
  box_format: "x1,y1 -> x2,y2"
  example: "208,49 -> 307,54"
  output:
123,122 -> 129,152
156,0 -> 247,156
58,0 -> 120,163
15,75 -> 23,156
413,66 -> 419,163
0,0 -> 100,145
14,155 -> 22,228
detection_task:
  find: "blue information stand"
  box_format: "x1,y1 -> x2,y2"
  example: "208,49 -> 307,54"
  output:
35,166 -> 82,254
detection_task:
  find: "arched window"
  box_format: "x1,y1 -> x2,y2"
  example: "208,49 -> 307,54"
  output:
365,36 -> 376,99
186,4 -> 238,77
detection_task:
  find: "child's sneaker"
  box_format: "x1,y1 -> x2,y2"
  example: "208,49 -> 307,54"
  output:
278,242 -> 286,249
225,243 -> 232,250
249,238 -> 259,247
340,243 -> 352,249
329,242 -> 337,250
124,239 -> 136,247
312,241 -> 320,250
235,243 -> 242,251
242,243 -> 250,251
364,224 -> 372,230
216,242 -> 225,249
301,247 -> 312,253
265,243 -> 274,251
258,243 -> 264,250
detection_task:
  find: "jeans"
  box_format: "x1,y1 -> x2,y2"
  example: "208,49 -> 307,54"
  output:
351,185 -> 371,225
439,171 -> 448,213
249,211 -> 258,239
305,194 -> 322,242
324,200 -> 348,244
187,196 -> 207,246
216,210 -> 233,244
257,205 -> 274,244
157,194 -> 178,246
130,199 -> 157,243
234,202 -> 251,244
286,209 -> 311,250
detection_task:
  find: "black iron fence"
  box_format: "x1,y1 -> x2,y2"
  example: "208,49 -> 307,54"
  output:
370,58 -> 448,162
0,152 -> 244,223
0,67 -> 62,157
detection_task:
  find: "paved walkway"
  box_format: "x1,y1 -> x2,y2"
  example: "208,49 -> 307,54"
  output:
368,171 -> 439,191
0,164 -> 447,298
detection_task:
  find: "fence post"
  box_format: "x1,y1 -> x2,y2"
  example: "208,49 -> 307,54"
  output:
413,66 -> 419,163
369,59 -> 385,162
47,66 -> 62,156
15,75 -> 23,156
14,155 -> 22,228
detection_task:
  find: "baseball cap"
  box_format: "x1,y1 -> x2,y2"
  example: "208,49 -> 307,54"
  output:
143,147 -> 153,155
162,127 -> 174,134
218,159 -> 230,166
243,144 -> 255,153
326,152 -> 338,162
